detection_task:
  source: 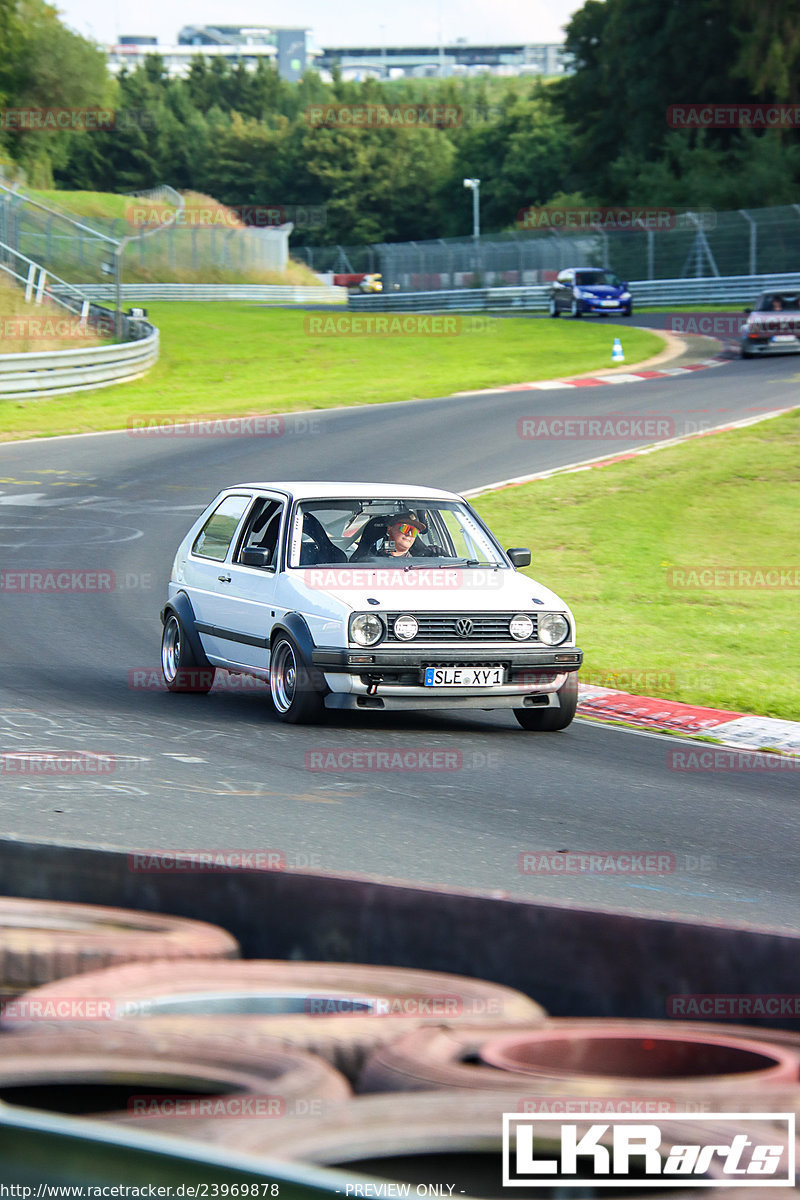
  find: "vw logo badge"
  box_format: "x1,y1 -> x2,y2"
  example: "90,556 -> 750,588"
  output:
455,618 -> 473,638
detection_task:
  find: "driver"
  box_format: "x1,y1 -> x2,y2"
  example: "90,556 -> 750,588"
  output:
351,510 -> 434,560
383,511 -> 431,557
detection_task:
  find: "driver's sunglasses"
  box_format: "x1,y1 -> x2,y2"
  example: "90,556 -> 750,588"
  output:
395,523 -> 418,538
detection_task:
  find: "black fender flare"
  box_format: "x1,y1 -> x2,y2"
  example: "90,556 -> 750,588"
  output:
160,592 -> 211,667
271,613 -> 315,664
271,614 -> 327,690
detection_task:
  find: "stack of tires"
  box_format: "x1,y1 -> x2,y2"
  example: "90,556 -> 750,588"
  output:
1,897 -> 798,1197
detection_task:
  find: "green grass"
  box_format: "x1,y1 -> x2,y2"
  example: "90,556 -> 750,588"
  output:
471,409 -> 800,720
0,305 -> 664,440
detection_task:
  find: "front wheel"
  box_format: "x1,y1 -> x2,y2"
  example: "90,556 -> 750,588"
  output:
514,673 -> 579,731
622,304 -> 633,317
269,634 -> 325,724
161,612 -> 215,693
570,299 -> 582,318
549,297 -> 560,318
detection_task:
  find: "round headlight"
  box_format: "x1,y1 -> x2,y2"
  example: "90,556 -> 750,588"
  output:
394,615 -> 418,641
538,613 -> 569,646
350,612 -> 385,647
509,614 -> 534,641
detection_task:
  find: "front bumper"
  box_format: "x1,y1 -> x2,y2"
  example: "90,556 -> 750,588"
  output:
313,645 -> 582,674
741,336 -> 800,355
313,644 -> 582,709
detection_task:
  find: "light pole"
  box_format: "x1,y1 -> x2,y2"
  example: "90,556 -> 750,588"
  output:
463,177 -> 480,241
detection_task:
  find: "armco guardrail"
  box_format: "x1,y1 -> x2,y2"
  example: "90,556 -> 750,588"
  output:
57,283 -> 347,304
349,271 -> 800,313
0,325 -> 159,399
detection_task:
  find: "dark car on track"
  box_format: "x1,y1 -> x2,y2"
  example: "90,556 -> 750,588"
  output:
549,268 -> 632,318
739,291 -> 800,357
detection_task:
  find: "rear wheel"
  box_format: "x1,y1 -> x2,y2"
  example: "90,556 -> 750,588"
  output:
269,634 -> 325,724
161,612 -> 215,693
514,672 -> 578,731
548,297 -> 560,318
570,299 -> 582,318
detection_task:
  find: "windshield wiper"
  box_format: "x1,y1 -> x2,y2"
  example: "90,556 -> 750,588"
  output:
440,558 -> 499,568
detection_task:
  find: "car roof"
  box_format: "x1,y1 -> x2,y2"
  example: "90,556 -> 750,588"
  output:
230,481 -> 463,501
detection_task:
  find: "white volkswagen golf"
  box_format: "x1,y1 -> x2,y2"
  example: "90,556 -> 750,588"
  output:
160,482 -> 582,729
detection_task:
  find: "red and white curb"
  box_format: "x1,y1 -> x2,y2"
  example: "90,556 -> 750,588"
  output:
454,357 -> 726,397
578,685 -> 800,757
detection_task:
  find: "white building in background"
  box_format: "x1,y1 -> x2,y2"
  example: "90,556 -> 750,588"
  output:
107,26 -> 313,82
106,30 -> 567,83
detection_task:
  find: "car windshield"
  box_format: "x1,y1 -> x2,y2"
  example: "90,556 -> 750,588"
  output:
575,270 -> 621,287
756,293 -> 800,312
288,499 -> 504,567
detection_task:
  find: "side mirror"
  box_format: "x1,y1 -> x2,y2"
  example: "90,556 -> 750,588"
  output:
507,548 -> 531,568
242,547 -> 273,568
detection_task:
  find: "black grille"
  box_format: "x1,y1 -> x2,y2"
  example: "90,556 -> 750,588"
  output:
386,612 -> 539,643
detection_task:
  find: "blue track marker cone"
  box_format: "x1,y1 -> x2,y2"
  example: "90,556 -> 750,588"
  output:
612,337 -> 625,363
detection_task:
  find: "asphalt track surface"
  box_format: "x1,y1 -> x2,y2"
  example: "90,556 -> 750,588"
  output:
0,337 -> 798,931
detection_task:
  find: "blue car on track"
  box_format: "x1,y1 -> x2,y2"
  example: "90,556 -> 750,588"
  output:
549,268 -> 632,318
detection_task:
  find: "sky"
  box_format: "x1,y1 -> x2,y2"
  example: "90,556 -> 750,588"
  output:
55,0 -> 587,50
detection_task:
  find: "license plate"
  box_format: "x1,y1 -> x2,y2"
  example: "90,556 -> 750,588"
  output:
600,300 -> 619,307
424,666 -> 504,687
771,334 -> 798,343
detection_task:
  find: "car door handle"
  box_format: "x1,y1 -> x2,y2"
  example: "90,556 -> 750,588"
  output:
218,574 -> 231,583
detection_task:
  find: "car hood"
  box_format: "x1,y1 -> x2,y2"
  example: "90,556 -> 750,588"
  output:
578,285 -> 622,296
284,566 -> 570,614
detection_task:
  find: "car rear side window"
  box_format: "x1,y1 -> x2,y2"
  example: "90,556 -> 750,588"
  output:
192,494 -> 250,561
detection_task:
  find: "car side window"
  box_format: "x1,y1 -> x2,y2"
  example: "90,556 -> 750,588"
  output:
192,494 -> 250,561
235,497 -> 284,565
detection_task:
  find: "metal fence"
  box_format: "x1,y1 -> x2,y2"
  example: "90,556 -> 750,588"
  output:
58,284 -> 347,304
348,271 -> 800,313
0,329 -> 159,399
300,205 -> 800,292
0,186 -> 291,285
0,236 -> 160,398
